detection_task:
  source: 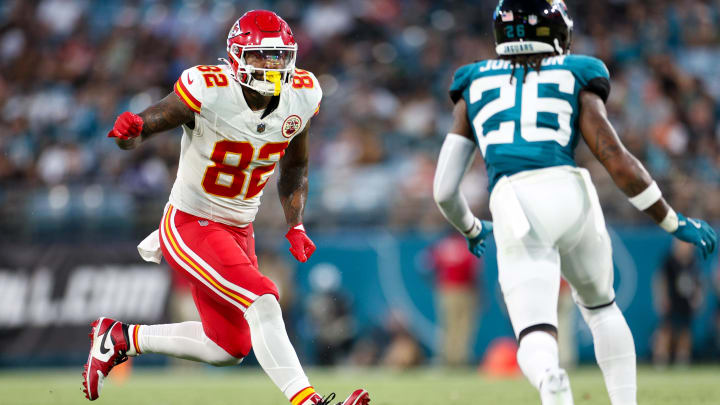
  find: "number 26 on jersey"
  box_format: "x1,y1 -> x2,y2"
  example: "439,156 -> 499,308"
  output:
469,70 -> 575,155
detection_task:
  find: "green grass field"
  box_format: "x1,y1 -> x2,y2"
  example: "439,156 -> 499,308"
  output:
2,366 -> 718,405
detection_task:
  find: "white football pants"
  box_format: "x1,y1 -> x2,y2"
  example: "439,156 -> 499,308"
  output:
489,165 -> 616,337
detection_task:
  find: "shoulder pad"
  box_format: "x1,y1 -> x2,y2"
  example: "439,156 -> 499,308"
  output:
174,66 -> 206,113
291,68 -> 323,117
567,55 -> 611,103
449,63 -> 478,104
567,55 -> 610,82
174,65 -> 233,113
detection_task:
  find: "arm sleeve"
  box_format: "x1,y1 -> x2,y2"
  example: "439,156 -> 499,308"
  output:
433,133 -> 478,234
576,56 -> 611,103
173,67 -> 204,114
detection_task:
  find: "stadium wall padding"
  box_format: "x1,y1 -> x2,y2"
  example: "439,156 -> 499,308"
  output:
0,227 -> 718,367
296,226 -> 719,364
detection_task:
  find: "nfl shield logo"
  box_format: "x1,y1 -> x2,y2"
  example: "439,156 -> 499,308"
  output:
528,15 -> 538,25
257,123 -> 266,133
501,11 -> 514,22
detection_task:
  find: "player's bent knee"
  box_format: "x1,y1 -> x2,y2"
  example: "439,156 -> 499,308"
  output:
581,299 -> 615,311
575,290 -> 615,310
205,343 -> 244,366
579,301 -> 625,328
518,323 -> 558,342
246,294 -> 283,320
573,284 -> 615,310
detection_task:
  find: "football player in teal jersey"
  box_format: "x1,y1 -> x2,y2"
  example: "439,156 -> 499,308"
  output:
433,1 -> 717,405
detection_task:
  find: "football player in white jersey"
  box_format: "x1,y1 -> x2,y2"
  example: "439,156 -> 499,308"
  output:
83,10 -> 369,405
434,1 -> 717,405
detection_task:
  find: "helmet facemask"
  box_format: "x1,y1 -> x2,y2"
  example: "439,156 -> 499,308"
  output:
228,42 -> 297,96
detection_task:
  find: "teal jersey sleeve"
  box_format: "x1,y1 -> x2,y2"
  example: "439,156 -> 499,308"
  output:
568,55 -> 611,103
449,64 -> 477,104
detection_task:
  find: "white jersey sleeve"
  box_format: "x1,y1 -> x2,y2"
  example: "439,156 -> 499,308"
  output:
173,66 -> 209,114
291,68 -> 323,127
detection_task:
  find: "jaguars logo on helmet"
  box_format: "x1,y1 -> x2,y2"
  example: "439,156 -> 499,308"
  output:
493,0 -> 573,56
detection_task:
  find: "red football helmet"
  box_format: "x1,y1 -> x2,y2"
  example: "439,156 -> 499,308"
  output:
225,10 -> 297,96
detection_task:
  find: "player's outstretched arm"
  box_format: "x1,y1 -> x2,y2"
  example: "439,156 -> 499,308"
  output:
579,91 -> 669,219
580,90 -> 717,258
278,121 -> 315,262
108,92 -> 195,150
433,99 -> 493,258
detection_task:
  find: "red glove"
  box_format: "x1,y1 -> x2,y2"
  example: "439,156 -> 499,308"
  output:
107,111 -> 144,140
285,224 -> 316,263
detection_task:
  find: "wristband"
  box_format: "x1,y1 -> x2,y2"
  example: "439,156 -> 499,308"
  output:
628,181 -> 662,211
463,218 -> 482,239
659,208 -> 679,233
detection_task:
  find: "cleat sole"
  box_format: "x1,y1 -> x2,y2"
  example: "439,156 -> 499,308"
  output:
82,318 -> 105,401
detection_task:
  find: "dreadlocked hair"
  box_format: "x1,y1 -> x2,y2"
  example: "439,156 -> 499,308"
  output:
503,53 -> 553,83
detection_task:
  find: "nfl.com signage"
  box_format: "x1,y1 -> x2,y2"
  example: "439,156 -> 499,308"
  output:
0,265 -> 168,327
0,244 -> 171,366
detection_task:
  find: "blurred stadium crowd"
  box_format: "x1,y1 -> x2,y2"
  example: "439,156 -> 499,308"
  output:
2,0 -> 720,239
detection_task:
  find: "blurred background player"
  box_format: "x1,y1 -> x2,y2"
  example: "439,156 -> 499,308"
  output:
428,233 -> 481,367
305,263 -> 356,366
83,9 -> 369,405
433,1 -> 717,405
652,240 -> 703,368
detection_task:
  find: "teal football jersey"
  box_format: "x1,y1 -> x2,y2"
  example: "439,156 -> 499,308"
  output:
449,55 -> 611,192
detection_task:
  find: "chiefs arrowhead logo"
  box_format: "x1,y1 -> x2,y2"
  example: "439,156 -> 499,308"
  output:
282,115 -> 302,138
228,20 -> 241,39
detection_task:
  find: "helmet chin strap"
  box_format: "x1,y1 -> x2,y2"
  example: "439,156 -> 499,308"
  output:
246,75 -> 280,96
244,66 -> 281,96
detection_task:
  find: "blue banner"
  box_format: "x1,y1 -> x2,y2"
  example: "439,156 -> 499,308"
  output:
295,226 -> 719,363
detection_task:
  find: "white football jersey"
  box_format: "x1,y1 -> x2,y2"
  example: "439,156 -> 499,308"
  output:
168,64 -> 322,227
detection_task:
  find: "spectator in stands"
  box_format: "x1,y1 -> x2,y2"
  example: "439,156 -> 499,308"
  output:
3,0 -> 720,238
653,240 -> 704,367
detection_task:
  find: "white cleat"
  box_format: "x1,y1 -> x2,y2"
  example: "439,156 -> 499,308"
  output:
539,368 -> 574,405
